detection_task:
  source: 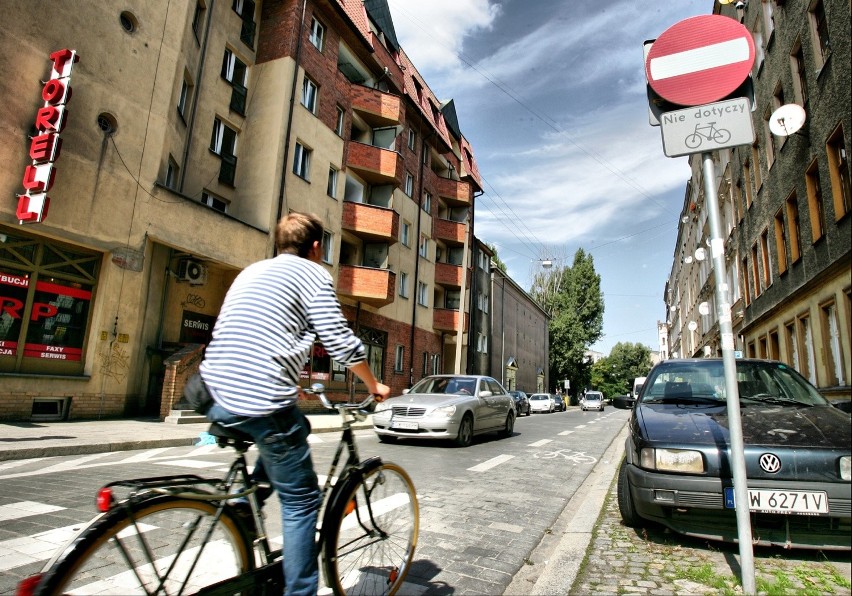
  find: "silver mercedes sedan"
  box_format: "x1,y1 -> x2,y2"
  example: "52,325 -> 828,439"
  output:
372,375 -> 516,447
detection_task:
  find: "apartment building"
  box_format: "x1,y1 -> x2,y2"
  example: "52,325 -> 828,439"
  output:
665,0 -> 850,401
0,0 -> 483,421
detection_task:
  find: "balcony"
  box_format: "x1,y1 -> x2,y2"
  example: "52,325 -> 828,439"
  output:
346,142 -> 404,186
342,202 -> 399,243
433,218 -> 465,245
338,265 -> 396,307
435,262 -> 464,289
433,308 -> 468,333
351,86 -> 403,127
436,177 -> 471,206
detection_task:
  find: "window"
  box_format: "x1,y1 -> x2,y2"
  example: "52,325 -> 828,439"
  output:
321,231 -> 333,264
751,143 -> 762,189
401,221 -> 411,247
446,290 -> 460,310
790,39 -> 809,105
733,181 -> 744,222
762,106 -> 776,168
808,0 -> 830,67
0,230 -> 100,375
233,0 -> 256,48
201,191 -> 228,213
769,329 -> 780,360
301,76 -> 318,114
751,244 -> 761,296
327,166 -> 338,198
773,208 -> 787,274
309,17 -> 325,51
785,193 -> 801,262
742,162 -> 754,208
477,333 -> 488,354
399,271 -> 409,298
177,77 -> 193,121
785,321 -> 798,368
762,0 -> 776,41
404,172 -> 413,197
432,354 -> 441,375
293,142 -> 311,180
192,1 -> 206,41
826,125 -> 851,220
805,160 -> 825,241
335,106 -> 344,136
211,118 -> 238,185
798,314 -> 817,385
821,302 -> 846,386
221,49 -> 248,115
407,129 -> 416,151
418,235 -> 429,258
422,191 -> 432,214
760,229 -> 772,288
417,281 -> 428,306
394,345 -> 404,373
478,291 -> 489,313
752,15 -> 764,73
354,327 -> 385,387
166,156 -> 179,190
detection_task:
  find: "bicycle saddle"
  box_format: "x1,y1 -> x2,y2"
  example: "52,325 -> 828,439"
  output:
208,422 -> 255,444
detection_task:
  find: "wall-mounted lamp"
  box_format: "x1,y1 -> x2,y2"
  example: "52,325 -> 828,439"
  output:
688,321 -> 698,332
681,215 -> 690,224
684,255 -> 694,264
694,247 -> 707,261
698,301 -> 710,316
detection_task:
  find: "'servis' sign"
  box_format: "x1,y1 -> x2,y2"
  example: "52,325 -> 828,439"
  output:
17,49 -> 79,224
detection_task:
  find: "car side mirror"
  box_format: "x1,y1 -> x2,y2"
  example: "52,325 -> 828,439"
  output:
478,390 -> 493,398
613,396 -> 631,409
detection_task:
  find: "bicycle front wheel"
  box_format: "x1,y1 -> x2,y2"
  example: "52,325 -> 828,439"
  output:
36,495 -> 254,595
323,462 -> 419,596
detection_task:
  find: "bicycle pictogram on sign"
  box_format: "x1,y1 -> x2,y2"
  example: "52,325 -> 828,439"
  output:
684,121 -> 732,149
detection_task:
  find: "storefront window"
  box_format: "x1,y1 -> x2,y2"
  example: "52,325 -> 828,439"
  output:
0,229 -> 100,374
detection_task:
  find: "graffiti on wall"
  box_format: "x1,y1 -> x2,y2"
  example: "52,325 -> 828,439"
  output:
98,341 -> 130,383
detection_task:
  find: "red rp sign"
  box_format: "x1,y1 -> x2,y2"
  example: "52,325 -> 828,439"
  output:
645,15 -> 754,107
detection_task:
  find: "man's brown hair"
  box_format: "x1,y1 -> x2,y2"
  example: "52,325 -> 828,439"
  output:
275,212 -> 324,257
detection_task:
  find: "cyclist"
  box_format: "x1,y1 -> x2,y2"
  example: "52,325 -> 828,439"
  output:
199,212 -> 390,596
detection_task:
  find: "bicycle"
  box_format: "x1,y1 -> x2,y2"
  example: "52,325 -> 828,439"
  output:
20,384 -> 419,596
684,121 -> 732,148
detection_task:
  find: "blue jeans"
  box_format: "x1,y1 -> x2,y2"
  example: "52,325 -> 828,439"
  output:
208,403 -> 321,596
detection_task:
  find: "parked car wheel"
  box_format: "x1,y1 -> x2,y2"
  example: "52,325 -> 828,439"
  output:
454,414 -> 474,447
617,460 -> 642,528
501,411 -> 515,438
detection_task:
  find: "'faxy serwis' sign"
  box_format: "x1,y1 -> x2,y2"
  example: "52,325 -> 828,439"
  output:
645,15 -> 754,107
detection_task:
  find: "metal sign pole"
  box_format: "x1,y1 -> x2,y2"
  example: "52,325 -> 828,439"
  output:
701,151 -> 755,594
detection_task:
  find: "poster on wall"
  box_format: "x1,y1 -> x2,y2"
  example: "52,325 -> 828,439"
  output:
179,310 -> 216,344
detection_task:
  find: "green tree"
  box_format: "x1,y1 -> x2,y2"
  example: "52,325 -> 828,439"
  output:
531,249 -> 604,401
487,243 -> 508,274
590,343 -> 653,398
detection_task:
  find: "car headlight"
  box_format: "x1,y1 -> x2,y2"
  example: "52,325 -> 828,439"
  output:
432,405 -> 457,419
841,456 -> 851,481
374,401 -> 391,413
640,448 -> 704,473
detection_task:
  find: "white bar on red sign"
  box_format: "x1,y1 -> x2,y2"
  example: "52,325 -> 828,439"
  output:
650,37 -> 751,80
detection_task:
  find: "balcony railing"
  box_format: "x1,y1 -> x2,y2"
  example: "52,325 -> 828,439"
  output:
433,308 -> 468,333
346,142 -> 404,186
338,265 -> 396,307
436,177 -> 471,206
351,86 -> 403,127
433,218 -> 465,245
342,202 -> 399,243
434,262 -> 464,288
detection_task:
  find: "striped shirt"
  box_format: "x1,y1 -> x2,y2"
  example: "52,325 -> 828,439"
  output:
200,254 -> 366,416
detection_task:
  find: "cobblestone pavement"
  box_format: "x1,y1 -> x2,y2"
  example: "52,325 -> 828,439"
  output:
571,486 -> 852,596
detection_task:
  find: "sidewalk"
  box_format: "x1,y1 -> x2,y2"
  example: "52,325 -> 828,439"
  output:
0,413 -> 368,461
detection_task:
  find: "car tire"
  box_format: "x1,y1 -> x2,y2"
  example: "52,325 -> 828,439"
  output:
501,411 -> 514,438
617,460 -> 642,528
454,414 -> 473,448
378,435 -> 397,444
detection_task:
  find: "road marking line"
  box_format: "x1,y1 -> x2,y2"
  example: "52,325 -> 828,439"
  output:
558,431 -> 574,436
0,458 -> 46,471
467,454 -> 514,472
529,439 -> 552,447
122,447 -> 175,462
0,501 -> 66,522
575,425 -> 587,429
153,459 -> 222,469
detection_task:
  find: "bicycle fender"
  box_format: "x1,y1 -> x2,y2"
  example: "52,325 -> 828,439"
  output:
319,456 -> 383,542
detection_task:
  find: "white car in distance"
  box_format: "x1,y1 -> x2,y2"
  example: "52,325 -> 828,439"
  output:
528,393 -> 555,413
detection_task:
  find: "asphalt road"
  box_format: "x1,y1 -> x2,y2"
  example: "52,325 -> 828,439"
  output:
0,407 -> 629,595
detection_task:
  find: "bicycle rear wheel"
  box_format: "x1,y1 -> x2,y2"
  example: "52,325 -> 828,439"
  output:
322,462 -> 419,596
35,495 -> 254,595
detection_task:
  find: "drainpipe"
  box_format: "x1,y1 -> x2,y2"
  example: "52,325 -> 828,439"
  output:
408,128 -> 436,386
453,210 -> 470,374
465,190 -> 482,373
179,0 -> 214,192
273,0 -> 309,255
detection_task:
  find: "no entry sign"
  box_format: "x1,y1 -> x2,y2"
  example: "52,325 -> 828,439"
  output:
645,15 -> 754,107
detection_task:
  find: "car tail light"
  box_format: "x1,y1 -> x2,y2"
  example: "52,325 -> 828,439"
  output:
16,574 -> 42,596
96,487 -> 114,512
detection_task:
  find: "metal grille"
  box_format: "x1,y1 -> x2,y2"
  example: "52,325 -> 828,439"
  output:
391,406 -> 426,417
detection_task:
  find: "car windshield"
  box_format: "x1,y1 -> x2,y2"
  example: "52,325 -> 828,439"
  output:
585,393 -> 601,400
409,376 -> 478,395
530,394 -> 549,400
640,361 -> 829,407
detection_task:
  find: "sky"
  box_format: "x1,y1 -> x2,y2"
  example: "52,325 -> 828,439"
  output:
385,0 -> 713,356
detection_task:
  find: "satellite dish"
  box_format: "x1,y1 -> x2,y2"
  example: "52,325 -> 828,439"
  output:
769,104 -> 807,137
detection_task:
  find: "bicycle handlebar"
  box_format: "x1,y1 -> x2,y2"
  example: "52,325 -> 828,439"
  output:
304,383 -> 377,412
